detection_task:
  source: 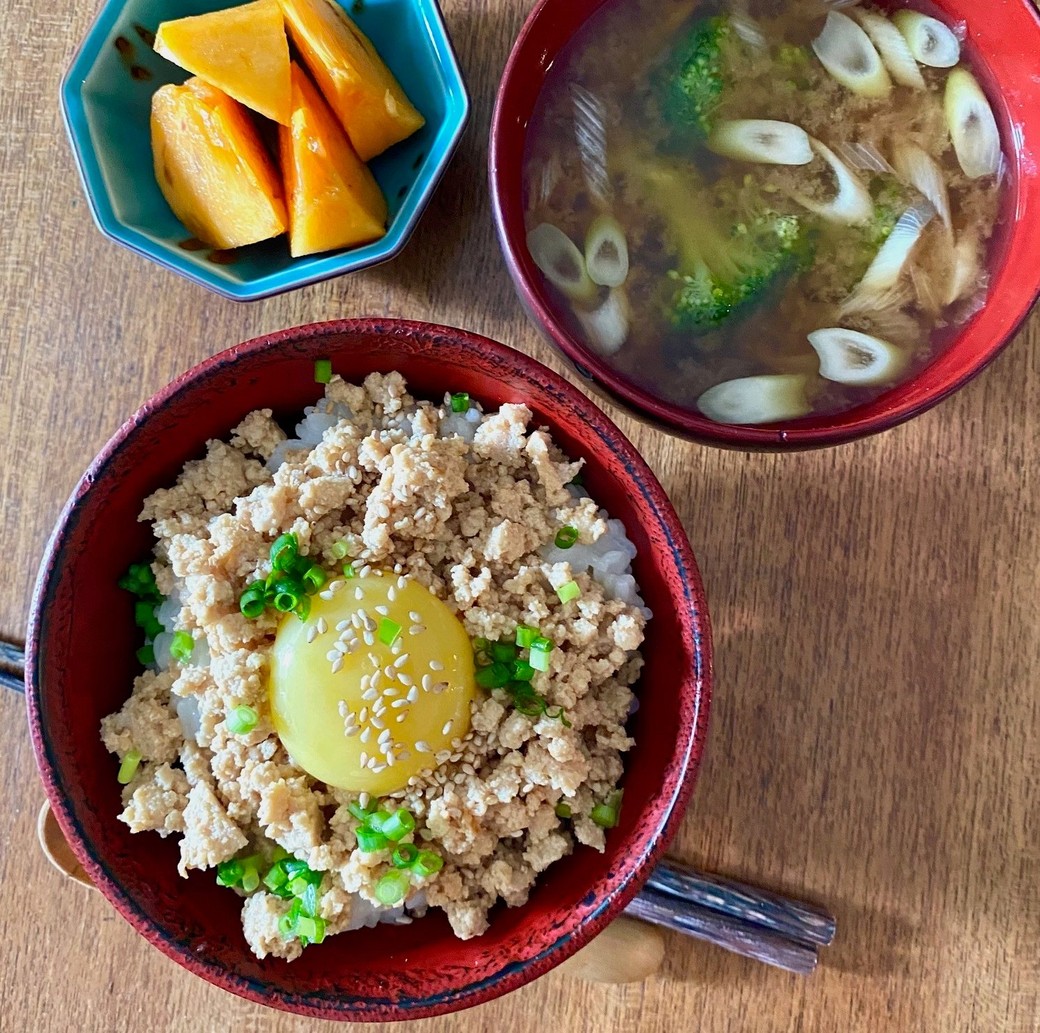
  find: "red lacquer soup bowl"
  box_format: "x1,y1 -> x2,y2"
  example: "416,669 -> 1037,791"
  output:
25,319 -> 712,1021
490,0 -> 1040,449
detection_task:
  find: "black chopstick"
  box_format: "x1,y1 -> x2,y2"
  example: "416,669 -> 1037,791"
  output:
0,638 -> 24,694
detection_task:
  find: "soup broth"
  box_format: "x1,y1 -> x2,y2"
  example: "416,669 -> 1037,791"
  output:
523,0 -> 1004,424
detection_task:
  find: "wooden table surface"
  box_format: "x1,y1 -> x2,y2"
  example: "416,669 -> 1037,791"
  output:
2,1 -> 1038,1030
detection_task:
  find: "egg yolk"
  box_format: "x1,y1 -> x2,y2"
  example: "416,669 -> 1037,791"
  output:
268,575 -> 476,795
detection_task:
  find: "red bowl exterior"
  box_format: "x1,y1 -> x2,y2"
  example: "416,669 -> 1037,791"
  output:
490,0 -> 1040,450
25,319 -> 712,1021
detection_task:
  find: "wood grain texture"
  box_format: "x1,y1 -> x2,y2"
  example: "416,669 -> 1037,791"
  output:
1,0 -> 1038,1030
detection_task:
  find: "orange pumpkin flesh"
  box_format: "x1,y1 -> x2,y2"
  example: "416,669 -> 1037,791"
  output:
279,63 -> 388,257
154,0 -> 292,126
278,0 -> 424,161
151,78 -> 288,250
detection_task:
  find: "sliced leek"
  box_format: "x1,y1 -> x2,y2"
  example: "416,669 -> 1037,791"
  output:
584,214 -> 629,288
811,11 -> 892,99
575,289 -> 630,355
848,203 -> 934,301
854,10 -> 925,89
808,328 -> 908,386
793,139 -> 873,225
893,143 -> 951,232
945,67 -> 1001,179
892,10 -> 960,68
527,223 -> 598,305
944,236 -> 981,306
708,120 -> 813,165
697,374 -> 811,426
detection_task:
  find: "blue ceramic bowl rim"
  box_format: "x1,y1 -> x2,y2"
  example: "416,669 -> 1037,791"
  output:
59,0 -> 470,301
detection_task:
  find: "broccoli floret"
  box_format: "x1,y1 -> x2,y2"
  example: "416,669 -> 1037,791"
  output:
640,160 -> 811,331
657,15 -> 738,140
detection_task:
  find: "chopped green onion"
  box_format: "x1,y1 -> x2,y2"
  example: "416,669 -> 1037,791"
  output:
392,843 -> 420,869
511,660 -> 535,682
554,525 -> 579,549
555,802 -> 572,819
227,705 -> 258,735
296,915 -> 326,944
240,583 -> 266,619
314,358 -> 333,384
117,749 -> 142,785
170,630 -> 194,663
134,600 -> 163,638
366,809 -> 392,831
591,790 -> 623,829
301,564 -> 326,593
270,533 -> 298,572
489,640 -> 517,662
288,876 -> 311,897
241,866 -> 261,893
278,912 -> 295,936
136,644 -> 155,666
300,881 -> 320,919
556,580 -> 581,604
515,625 -> 537,648
264,862 -> 289,894
473,637 -> 490,653
528,647 -> 550,673
380,809 -> 415,842
532,635 -> 554,652
294,595 -> 311,623
119,562 -> 161,600
378,618 -> 402,646
412,850 -> 444,877
343,562 -> 356,578
374,870 -> 409,905
450,392 -> 470,413
270,579 -> 301,613
282,859 -> 311,881
547,706 -> 572,727
330,540 -> 349,560
216,859 -> 244,887
347,801 -> 371,821
356,826 -> 388,852
476,662 -> 512,689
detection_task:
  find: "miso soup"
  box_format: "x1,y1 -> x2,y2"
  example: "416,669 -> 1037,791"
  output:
523,0 -> 1004,424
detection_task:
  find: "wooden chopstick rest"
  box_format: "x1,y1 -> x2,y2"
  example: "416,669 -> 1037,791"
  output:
557,917 -> 666,983
37,801 -> 94,890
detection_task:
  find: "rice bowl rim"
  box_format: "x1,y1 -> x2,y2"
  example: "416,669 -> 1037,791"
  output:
26,317 -> 713,1021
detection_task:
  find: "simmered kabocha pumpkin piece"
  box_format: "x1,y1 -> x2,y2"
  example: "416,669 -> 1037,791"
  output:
151,78 -> 287,249
278,63 -> 388,256
278,0 -> 425,161
154,0 -> 292,125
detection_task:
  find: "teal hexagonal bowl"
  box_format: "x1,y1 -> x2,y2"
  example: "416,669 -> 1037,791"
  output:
60,0 -> 469,300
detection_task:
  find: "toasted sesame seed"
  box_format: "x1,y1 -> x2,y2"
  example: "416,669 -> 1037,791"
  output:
391,639 -> 402,655
360,727 -> 371,743
385,752 -> 396,767
442,721 -> 453,735
358,792 -> 370,807
372,764 -> 387,774
408,611 -> 421,622
397,749 -> 411,762
337,620 -> 351,631
410,625 -> 425,636
406,687 -> 419,703
391,699 -> 408,709
348,465 -> 358,480
415,740 -> 432,754
363,631 -> 375,646
397,673 -> 413,687
378,729 -> 391,744
421,674 -> 433,692
319,590 -> 334,600
359,751 -> 369,767
375,605 -> 389,616
396,714 -> 406,724
362,688 -> 378,703
383,688 -> 399,699
331,658 -> 344,674
359,707 -> 368,723
429,660 -> 444,671
359,564 -> 373,578
397,576 -> 408,589
393,563 -> 403,574
354,587 -> 364,600
327,580 -> 344,595
387,586 -> 397,602
316,617 -> 328,635
393,654 -> 409,668
325,649 -> 341,662
451,737 -> 462,748
306,626 -> 318,644
453,773 -> 466,784
433,681 -> 448,694
344,725 -> 359,738
371,717 -> 385,730
462,763 -> 475,775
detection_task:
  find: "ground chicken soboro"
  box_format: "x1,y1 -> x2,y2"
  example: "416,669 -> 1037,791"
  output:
101,372 -> 648,959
